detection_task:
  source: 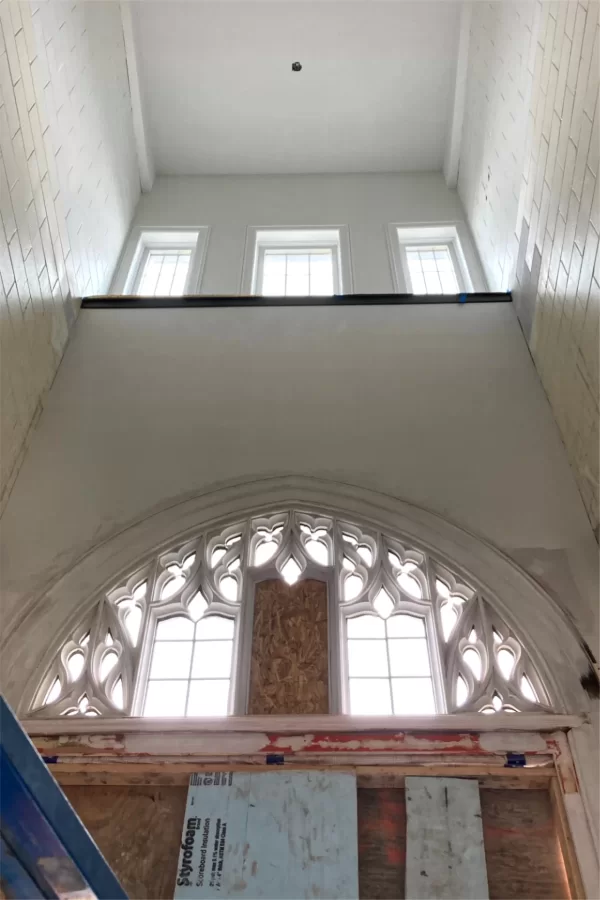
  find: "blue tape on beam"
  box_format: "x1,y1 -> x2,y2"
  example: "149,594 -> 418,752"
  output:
459,293 -> 468,304
266,754 -> 285,765
505,752 -> 527,768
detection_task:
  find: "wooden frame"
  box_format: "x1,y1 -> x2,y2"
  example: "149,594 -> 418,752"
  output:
27,718 -> 590,896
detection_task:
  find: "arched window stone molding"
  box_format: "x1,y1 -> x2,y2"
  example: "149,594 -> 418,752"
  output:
6,476 -> 591,718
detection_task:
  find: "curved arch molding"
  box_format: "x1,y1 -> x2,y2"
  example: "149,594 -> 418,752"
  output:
2,475 -> 592,715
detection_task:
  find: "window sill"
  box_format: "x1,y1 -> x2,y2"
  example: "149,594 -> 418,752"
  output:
22,712 -> 584,736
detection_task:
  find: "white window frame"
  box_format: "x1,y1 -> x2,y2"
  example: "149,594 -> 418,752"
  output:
111,227 -> 210,296
242,226 -> 353,296
387,224 -> 486,294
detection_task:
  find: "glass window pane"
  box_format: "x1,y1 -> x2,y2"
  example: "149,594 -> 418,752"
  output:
348,639 -> 389,677
196,616 -> 235,640
391,678 -> 435,714
386,615 -> 426,638
171,254 -> 191,295
262,253 -> 286,296
286,275 -> 309,296
347,615 -> 386,639
144,680 -> 188,716
388,638 -> 431,676
440,273 -> 458,293
155,255 -> 178,295
261,275 -> 285,296
263,253 -> 287,276
155,616 -> 195,641
187,680 -> 230,716
424,271 -> 442,292
286,254 -> 310,277
138,254 -> 163,295
309,253 -> 334,295
149,641 -> 193,679
405,244 -> 460,295
191,640 -> 233,678
138,250 -> 191,297
349,678 -> 392,714
410,274 -> 427,294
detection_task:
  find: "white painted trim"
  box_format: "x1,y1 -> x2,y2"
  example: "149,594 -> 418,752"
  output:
22,713 -> 584,736
120,2 -> 154,193
444,1 -> 472,188
241,226 -> 354,295
110,226 -> 210,295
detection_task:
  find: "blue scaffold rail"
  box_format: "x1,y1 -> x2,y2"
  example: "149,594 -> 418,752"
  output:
0,696 -> 128,899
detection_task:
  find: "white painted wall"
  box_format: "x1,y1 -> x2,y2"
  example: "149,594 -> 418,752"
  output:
0,0 -> 140,512
458,0 -> 599,536
124,173 -> 483,296
1,301 -> 597,664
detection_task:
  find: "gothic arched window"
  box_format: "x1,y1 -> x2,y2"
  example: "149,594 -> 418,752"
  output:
29,510 -> 552,718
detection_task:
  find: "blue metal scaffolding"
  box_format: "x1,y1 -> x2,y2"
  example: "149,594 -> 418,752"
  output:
0,696 -> 128,899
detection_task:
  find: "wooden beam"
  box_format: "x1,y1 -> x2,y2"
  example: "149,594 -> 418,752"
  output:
48,762 -> 554,790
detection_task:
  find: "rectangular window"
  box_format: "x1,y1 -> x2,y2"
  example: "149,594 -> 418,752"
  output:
261,249 -> 335,297
346,612 -> 436,715
404,245 -> 459,294
136,248 -> 192,296
388,225 -> 475,295
245,227 -> 351,296
143,613 -> 235,717
114,228 -> 209,296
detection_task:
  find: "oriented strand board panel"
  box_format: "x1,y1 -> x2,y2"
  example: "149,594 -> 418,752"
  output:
405,777 -> 489,900
480,789 -> 571,900
358,788 -> 406,900
63,784 -> 187,899
174,771 -> 358,899
249,579 -> 329,714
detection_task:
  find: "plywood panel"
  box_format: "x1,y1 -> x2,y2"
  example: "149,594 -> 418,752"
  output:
480,789 -> 571,900
63,785 -> 187,899
174,771 -> 358,899
358,788 -> 406,900
249,578 -> 329,714
405,777 -> 489,900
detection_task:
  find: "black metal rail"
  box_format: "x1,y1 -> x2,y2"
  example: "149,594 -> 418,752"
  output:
82,292 -> 511,309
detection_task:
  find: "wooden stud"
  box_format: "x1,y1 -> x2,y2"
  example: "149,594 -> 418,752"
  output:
550,778 -> 586,900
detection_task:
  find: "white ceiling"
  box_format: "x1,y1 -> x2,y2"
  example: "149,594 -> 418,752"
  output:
132,1 -> 461,175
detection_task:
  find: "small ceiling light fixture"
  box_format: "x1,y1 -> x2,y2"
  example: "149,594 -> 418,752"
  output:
292,61 -> 302,72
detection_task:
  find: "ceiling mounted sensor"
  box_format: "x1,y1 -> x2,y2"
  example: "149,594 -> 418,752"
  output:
292,62 -> 302,72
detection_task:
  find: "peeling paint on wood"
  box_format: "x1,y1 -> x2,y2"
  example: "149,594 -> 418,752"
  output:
31,729 -> 564,765
405,777 -> 488,900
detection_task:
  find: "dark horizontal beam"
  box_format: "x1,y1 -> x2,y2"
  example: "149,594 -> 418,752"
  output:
82,292 -> 511,309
